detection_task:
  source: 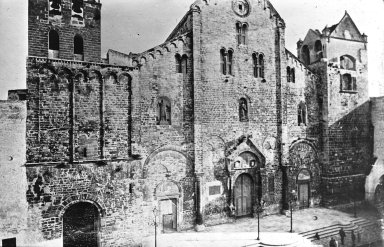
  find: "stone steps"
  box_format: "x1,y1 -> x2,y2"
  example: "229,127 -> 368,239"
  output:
299,217 -> 377,241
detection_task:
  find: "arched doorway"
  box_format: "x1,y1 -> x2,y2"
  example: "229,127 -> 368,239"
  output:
234,173 -> 253,216
155,181 -> 181,233
63,202 -> 100,247
297,169 -> 311,208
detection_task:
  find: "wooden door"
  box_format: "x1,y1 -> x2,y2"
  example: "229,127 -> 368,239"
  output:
160,199 -> 177,232
299,183 -> 309,208
234,174 -> 253,216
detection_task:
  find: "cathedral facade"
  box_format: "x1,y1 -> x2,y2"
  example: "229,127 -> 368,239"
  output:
0,0 -> 378,246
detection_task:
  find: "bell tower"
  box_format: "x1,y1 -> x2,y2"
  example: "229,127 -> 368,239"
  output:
28,0 -> 102,62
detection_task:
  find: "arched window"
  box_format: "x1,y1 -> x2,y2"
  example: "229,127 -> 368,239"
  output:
241,24 -> 247,45
258,54 -> 265,78
49,0 -> 62,18
71,0 -> 84,25
227,50 -> 233,75
181,55 -> 188,74
315,40 -> 323,59
220,49 -> 227,75
175,54 -> 182,73
48,30 -> 59,58
74,34 -> 84,61
253,53 -> 258,78
157,97 -> 171,125
340,55 -> 356,70
301,45 -> 310,65
239,98 -> 248,122
341,73 -> 357,91
298,102 -> 307,126
291,68 -> 295,83
287,66 -> 291,82
236,23 -> 242,45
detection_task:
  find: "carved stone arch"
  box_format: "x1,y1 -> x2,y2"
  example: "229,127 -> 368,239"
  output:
58,194 -> 105,220
170,42 -> 178,49
117,72 -> 132,85
38,63 -> 57,75
163,45 -> 170,53
140,56 -> 147,64
149,53 -> 155,60
154,180 -> 182,199
142,145 -> 193,179
57,67 -> 73,79
89,70 -> 102,81
74,70 -> 88,82
366,159 -> 384,203
103,70 -> 118,84
156,50 -> 163,57
177,38 -> 185,47
227,137 -> 266,169
289,139 -> 318,158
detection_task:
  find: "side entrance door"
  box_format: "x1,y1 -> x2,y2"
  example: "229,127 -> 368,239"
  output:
160,199 -> 177,232
234,174 -> 253,216
298,183 -> 310,208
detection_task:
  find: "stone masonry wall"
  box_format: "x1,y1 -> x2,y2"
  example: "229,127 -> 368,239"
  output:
28,0 -> 101,62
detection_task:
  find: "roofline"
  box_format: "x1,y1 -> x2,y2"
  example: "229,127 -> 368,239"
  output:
166,9 -> 193,42
330,11 -> 364,38
285,49 -> 319,78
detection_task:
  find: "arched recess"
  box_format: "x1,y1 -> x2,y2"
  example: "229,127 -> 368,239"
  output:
288,140 -> 320,208
62,201 -> 102,247
48,29 -> 60,58
365,159 -> 384,203
74,34 -> 84,61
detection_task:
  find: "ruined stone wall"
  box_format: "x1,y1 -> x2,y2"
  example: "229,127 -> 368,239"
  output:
28,0 -> 101,62
0,101 -> 29,247
371,97 -> 384,160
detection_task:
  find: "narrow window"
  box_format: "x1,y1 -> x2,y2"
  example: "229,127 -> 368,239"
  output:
253,53 -> 258,78
241,24 -> 247,45
301,45 -> 310,65
227,50 -> 233,75
157,97 -> 171,125
175,54 -> 181,73
236,23 -> 242,45
315,40 -> 323,59
182,55 -> 188,74
291,68 -> 295,83
258,54 -> 265,78
74,34 -> 84,61
48,30 -> 60,58
220,49 -> 227,75
239,98 -> 248,122
287,66 -> 291,82
298,102 -> 307,126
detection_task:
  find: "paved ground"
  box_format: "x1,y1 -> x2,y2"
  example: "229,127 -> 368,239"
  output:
143,206 -> 381,247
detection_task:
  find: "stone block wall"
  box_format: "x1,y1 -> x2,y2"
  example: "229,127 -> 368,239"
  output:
28,0 -> 101,62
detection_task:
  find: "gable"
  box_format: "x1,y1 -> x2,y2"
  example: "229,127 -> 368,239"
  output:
302,29 -> 321,45
330,13 -> 364,42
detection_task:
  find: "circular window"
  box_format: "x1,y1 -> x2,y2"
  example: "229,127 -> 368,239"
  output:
232,0 -> 250,17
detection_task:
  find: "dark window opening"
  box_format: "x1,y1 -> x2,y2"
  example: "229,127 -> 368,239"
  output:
175,54 -> 182,73
181,55 -> 188,75
227,50 -> 233,75
287,66 -> 291,82
2,238 -> 16,247
298,102 -> 307,126
72,0 -> 84,18
301,45 -> 310,65
220,49 -> 227,75
341,73 -> 357,91
257,54 -> 265,78
74,34 -> 84,61
268,176 -> 275,194
236,23 -> 248,45
157,97 -> 171,125
48,30 -> 60,58
291,68 -> 295,83
239,98 -> 248,122
239,4 -> 243,11
315,40 -> 323,59
253,53 -> 258,78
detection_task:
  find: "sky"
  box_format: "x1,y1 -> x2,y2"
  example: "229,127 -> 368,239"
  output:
0,0 -> 383,99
